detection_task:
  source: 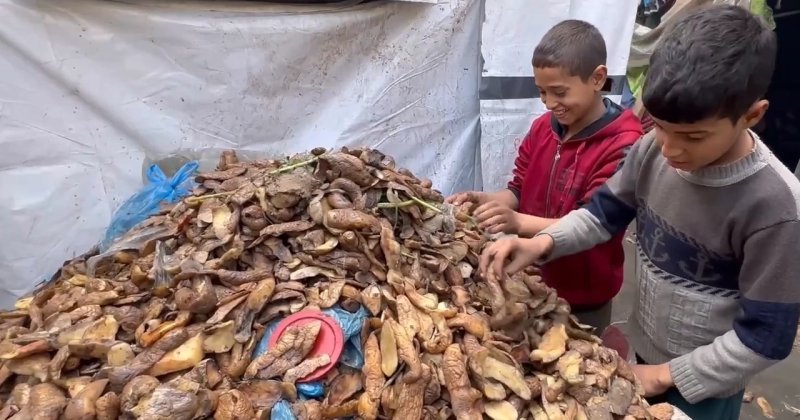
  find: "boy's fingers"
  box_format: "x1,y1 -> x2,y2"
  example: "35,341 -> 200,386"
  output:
474,203 -> 502,222
478,244 -> 495,277
446,192 -> 474,205
504,241 -> 540,275
490,244 -> 512,281
505,253 -> 532,276
487,223 -> 507,234
445,193 -> 464,205
473,199 -> 500,212
466,192 -> 484,203
450,191 -> 484,206
479,215 -> 505,230
478,215 -> 497,228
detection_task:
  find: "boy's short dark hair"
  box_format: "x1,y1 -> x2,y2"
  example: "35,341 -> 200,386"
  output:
532,20 -> 607,81
643,5 -> 777,123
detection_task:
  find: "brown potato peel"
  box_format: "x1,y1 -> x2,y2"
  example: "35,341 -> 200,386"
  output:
0,149 -> 664,420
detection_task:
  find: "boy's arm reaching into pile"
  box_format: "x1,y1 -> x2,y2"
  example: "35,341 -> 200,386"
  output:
480,134 -> 652,279
470,122 -> 547,235
669,220 -> 800,403
505,142 -> 636,238
537,135 -> 650,260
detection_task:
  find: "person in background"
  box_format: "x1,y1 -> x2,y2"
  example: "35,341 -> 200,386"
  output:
480,6 -> 796,419
449,20 -> 643,333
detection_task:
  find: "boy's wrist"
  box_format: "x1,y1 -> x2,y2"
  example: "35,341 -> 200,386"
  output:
516,214 -> 559,237
657,363 -> 674,389
535,234 -> 555,257
510,211 -> 523,233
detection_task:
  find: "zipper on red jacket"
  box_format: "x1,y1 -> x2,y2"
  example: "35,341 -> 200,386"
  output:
544,141 -> 563,218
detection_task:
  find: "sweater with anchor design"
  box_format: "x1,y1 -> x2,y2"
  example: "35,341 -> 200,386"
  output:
537,130 -> 800,403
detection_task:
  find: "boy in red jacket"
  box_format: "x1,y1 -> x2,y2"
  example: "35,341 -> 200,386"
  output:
449,20 -> 643,332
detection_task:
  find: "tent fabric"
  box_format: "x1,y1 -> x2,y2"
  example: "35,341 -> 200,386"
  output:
0,0 -> 481,307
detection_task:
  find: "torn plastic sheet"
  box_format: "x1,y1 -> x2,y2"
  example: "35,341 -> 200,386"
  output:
0,0 -> 481,309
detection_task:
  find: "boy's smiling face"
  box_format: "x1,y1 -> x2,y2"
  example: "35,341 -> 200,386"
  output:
652,100 -> 769,171
534,65 -> 606,128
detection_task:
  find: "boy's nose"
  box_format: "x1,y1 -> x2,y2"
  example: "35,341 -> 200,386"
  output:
655,132 -> 682,158
660,141 -> 683,158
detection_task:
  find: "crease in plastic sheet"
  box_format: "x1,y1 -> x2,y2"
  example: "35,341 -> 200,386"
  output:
0,0 -> 481,308
479,0 -> 638,193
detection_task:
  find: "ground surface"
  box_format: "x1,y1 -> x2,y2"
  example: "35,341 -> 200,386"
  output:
614,231 -> 800,420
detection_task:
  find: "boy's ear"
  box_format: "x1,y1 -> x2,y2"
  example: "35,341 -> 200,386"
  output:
742,99 -> 769,129
591,65 -> 608,91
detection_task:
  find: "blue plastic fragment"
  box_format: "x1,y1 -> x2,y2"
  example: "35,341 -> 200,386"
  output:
100,161 -> 198,251
271,400 -> 297,420
297,382 -> 325,399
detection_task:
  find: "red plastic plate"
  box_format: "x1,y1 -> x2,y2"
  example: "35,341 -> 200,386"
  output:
267,310 -> 345,382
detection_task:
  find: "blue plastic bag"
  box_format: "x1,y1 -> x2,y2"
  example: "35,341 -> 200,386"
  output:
100,161 -> 198,251
297,383 -> 325,399
271,400 -> 297,420
326,306 -> 369,369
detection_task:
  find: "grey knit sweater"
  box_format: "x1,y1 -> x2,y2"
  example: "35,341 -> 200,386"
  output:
539,130 -> 800,403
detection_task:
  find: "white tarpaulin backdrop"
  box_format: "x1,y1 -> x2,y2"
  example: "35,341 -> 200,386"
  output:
480,0 -> 639,192
0,0 -> 482,307
0,0 -> 637,307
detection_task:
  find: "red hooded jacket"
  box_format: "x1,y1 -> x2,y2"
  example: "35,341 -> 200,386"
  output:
508,99 -> 643,309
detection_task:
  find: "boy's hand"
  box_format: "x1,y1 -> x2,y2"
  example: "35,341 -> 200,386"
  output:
445,191 -> 488,207
479,235 -> 554,280
631,364 -> 674,397
473,201 -> 520,234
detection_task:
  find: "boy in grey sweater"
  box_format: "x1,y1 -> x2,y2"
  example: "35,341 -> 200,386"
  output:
480,5 -> 798,419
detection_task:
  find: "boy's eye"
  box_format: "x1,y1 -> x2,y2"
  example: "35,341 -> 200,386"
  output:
553,90 -> 567,97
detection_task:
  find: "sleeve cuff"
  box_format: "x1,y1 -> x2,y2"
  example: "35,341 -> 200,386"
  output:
535,228 -> 570,263
534,232 -> 563,265
669,354 -> 707,404
667,330 -> 764,404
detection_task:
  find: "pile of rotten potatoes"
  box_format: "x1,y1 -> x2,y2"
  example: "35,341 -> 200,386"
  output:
0,149 -> 676,420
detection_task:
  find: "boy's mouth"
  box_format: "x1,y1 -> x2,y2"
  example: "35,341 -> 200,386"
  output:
667,159 -> 690,169
554,109 -> 568,119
